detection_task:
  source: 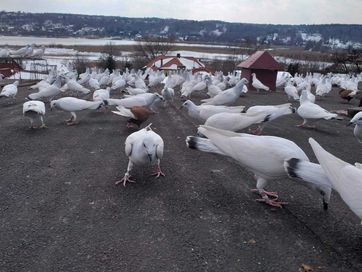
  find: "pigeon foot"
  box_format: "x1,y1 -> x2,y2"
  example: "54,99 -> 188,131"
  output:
115,175 -> 136,187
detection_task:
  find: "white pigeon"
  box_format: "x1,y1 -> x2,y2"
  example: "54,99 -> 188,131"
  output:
77,74 -> 91,86
106,93 -> 164,111
50,97 -> 104,125
201,78 -> 248,106
245,103 -> 295,134
111,77 -> 126,91
349,112 -> 362,143
125,86 -> 148,96
0,81 -> 19,100
204,111 -> 270,132
116,124 -> 165,186
186,126 -> 332,208
88,78 -> 101,90
61,79 -> 91,95
297,90 -> 339,128
23,101 -> 47,129
161,87 -> 174,104
0,47 -> 10,58
134,76 -> 147,89
31,46 -> 45,58
309,138 -> 362,223
27,76 -> 63,101
10,45 -> 29,57
93,87 -> 110,101
181,100 -> 245,122
206,79 -> 223,98
284,80 -> 299,101
251,73 -> 269,92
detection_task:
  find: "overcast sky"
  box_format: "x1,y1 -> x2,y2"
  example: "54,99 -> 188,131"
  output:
2,0 -> 362,24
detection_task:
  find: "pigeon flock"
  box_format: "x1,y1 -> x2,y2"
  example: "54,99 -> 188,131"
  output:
1,64 -> 362,225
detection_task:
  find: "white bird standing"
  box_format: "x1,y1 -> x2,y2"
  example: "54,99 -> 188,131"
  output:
106,93 -> 164,112
186,126 -> 332,208
251,73 -> 269,92
10,45 -> 29,57
60,79 -> 91,96
245,103 -> 295,134
161,87 -> 174,105
201,78 -> 248,106
284,80 -> 299,101
31,46 -> 45,58
0,47 -> 10,58
125,86 -> 148,96
297,90 -> 339,128
204,111 -> 270,132
27,76 -> 63,101
23,101 -> 47,129
116,124 -> 165,186
50,97 -> 104,125
0,81 -> 19,101
349,112 -> 362,143
181,100 -> 245,122
309,138 -> 362,223
93,87 -> 110,101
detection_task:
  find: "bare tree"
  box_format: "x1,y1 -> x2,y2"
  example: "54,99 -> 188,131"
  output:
133,36 -> 176,60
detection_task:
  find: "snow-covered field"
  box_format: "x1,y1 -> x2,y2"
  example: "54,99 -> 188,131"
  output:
0,35 -> 240,49
1,35 -> 334,79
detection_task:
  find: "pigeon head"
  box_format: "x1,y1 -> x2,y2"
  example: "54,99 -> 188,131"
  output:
142,136 -> 157,162
350,112 -> 362,126
180,100 -> 194,110
154,93 -> 165,102
50,100 -> 57,111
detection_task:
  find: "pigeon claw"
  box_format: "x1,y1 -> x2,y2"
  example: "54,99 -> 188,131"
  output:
256,198 -> 288,208
250,189 -> 279,199
115,176 -> 136,187
66,121 -> 78,126
151,170 -> 165,178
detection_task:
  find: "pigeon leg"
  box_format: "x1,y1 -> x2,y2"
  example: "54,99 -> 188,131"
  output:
115,161 -> 136,186
252,177 -> 287,207
66,112 -> 78,125
297,121 -> 315,129
39,116 -> 47,128
151,159 -> 165,178
115,174 -> 136,187
126,122 -> 134,128
296,119 -> 306,127
248,126 -> 263,135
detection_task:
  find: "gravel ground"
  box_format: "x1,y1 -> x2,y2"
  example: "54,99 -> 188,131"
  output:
1,82 -> 362,272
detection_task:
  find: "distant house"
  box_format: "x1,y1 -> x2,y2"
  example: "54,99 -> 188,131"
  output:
236,51 -> 280,91
145,53 -> 210,73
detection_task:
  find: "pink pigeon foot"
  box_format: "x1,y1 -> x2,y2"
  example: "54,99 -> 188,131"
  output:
256,198 -> 288,208
115,175 -> 136,187
248,127 -> 262,135
66,121 -> 78,126
250,189 -> 278,199
151,166 -> 165,178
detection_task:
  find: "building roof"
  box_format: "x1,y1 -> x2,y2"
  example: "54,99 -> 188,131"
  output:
237,51 -> 279,70
146,55 -> 205,71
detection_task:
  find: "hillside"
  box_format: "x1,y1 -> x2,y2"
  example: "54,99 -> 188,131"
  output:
0,11 -> 361,50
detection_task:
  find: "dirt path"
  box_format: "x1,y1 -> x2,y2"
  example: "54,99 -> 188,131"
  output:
0,84 -> 361,271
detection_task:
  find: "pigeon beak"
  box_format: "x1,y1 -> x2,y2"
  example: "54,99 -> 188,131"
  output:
148,154 -> 153,162
347,122 -> 353,127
